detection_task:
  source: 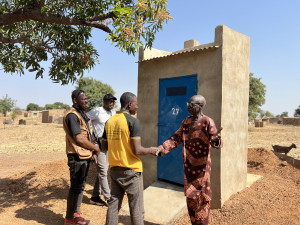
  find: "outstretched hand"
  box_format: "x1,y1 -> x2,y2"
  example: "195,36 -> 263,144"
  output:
156,147 -> 163,156
148,147 -> 159,156
148,147 -> 163,156
211,127 -> 223,142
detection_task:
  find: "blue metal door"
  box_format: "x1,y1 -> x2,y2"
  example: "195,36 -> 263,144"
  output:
157,74 -> 198,185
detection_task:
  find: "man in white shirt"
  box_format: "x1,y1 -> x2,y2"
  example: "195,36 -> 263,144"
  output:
86,93 -> 116,206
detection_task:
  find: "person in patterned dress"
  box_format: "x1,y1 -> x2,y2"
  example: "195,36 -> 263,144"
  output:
158,95 -> 222,225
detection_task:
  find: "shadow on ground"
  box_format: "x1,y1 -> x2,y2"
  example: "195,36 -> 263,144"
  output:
15,207 -> 64,225
272,151 -> 300,169
0,171 -> 68,214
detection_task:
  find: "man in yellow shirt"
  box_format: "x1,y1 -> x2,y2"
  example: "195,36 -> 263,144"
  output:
102,92 -> 157,225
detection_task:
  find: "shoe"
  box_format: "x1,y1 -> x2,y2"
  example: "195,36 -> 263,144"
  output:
64,217 -> 90,225
74,217 -> 90,225
64,218 -> 75,225
90,196 -> 107,206
73,212 -> 82,217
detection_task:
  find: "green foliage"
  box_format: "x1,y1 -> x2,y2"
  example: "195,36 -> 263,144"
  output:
76,77 -> 115,110
259,110 -> 274,118
0,0 -> 171,84
294,105 -> 300,117
276,112 -> 289,118
0,94 -> 16,116
280,112 -> 289,118
10,108 -> 19,120
248,73 -> 266,118
45,102 -> 70,110
26,103 -> 43,111
264,111 -> 274,118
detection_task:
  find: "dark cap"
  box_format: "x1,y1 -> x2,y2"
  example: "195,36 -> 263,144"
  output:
103,93 -> 117,101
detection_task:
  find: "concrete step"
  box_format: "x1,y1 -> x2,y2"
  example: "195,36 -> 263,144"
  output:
121,180 -> 187,225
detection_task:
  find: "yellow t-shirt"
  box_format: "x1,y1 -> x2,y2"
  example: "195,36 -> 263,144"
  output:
102,111 -> 142,172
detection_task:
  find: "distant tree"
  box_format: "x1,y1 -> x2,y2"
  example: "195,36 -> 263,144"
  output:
53,102 -> 70,109
10,109 -> 18,120
76,77 -> 115,110
45,102 -> 70,110
11,107 -> 22,120
0,94 -> 16,116
248,73 -> 266,118
294,105 -> 300,117
265,111 -> 274,117
260,110 -> 274,118
26,103 -> 42,111
44,104 -> 55,110
0,0 -> 172,84
280,112 -> 289,117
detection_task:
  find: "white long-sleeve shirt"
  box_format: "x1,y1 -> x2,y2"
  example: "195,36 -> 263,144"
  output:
86,107 -> 116,138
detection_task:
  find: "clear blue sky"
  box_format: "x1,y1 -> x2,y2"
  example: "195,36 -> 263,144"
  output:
1,0 -> 299,116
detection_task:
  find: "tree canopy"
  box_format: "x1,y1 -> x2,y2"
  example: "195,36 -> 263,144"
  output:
294,105 -> 300,117
280,112 -> 289,118
0,94 -> 15,116
249,73 -> 266,118
0,0 -> 172,84
26,102 -> 42,111
45,102 -> 70,110
76,77 -> 115,110
259,110 -> 274,118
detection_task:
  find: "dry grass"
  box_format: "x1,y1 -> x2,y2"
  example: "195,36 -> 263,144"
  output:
0,122 -> 65,154
248,123 -> 300,159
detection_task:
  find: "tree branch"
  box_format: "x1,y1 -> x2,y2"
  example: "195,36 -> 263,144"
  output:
25,22 -> 40,37
86,12 -> 115,22
0,2 -> 113,33
0,34 -> 59,57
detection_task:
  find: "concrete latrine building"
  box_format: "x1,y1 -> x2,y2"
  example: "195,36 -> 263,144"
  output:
137,25 -> 250,208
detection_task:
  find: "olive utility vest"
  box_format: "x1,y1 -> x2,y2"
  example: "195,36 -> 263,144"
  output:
63,107 -> 92,159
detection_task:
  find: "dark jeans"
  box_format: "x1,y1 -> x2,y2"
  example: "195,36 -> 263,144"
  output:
106,167 -> 144,225
66,154 -> 90,219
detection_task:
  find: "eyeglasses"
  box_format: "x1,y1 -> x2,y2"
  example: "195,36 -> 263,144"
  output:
186,102 -> 203,108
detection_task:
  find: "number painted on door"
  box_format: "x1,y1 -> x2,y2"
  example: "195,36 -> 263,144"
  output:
172,107 -> 179,116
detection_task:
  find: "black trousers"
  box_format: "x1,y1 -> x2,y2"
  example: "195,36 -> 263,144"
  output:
66,154 -> 90,219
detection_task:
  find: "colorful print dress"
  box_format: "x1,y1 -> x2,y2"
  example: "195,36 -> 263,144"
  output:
159,115 -> 222,225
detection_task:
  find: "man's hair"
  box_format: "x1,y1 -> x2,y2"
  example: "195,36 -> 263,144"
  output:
71,89 -> 85,100
120,92 -> 136,108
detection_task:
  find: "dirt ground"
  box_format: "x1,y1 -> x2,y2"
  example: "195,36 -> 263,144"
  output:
0,121 -> 300,225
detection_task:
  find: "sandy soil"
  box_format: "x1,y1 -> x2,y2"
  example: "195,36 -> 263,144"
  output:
0,122 -> 300,225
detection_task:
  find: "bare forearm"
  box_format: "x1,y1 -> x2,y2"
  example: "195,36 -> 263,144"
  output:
135,146 -> 156,155
132,138 -> 157,156
74,134 -> 100,153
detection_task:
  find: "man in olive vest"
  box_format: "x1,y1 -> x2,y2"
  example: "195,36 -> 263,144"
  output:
63,89 -> 100,225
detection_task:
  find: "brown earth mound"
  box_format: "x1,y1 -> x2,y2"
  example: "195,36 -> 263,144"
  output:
171,147 -> 300,225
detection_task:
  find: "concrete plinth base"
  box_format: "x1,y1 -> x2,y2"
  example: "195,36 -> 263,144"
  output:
121,180 -> 187,225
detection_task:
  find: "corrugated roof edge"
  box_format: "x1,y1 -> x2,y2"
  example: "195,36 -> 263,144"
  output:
138,42 -> 220,63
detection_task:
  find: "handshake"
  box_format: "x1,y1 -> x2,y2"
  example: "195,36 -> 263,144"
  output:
149,146 -> 163,156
